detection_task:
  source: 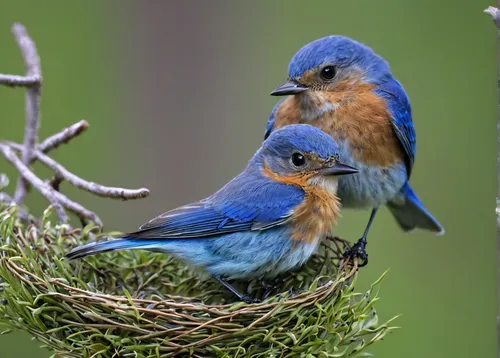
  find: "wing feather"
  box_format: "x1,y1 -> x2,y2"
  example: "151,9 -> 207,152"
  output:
130,172 -> 304,240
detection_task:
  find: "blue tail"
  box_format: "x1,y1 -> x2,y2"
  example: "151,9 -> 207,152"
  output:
65,237 -> 163,260
387,183 -> 444,235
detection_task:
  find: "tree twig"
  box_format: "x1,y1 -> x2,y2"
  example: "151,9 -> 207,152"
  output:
48,172 -> 64,192
484,6 -> 500,358
6,142 -> 150,200
0,144 -> 102,226
38,120 -> 88,154
0,144 -> 67,223
9,23 -> 42,206
0,23 -> 150,228
0,74 -> 40,87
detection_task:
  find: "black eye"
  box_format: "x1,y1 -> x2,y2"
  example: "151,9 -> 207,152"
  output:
320,66 -> 336,80
291,153 -> 306,167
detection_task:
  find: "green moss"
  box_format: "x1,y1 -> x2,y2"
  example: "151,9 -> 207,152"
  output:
0,203 -> 398,357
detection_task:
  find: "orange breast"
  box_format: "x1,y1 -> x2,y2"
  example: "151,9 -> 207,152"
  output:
261,165 -> 341,243
272,86 -> 404,167
290,186 -> 340,243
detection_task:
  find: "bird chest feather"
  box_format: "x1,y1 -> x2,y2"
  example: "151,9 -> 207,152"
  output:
291,183 -> 341,243
273,90 -> 404,168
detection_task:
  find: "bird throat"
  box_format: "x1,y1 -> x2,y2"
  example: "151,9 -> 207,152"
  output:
296,91 -> 339,122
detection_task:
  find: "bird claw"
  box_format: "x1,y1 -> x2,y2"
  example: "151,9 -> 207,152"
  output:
343,239 -> 368,267
241,295 -> 261,304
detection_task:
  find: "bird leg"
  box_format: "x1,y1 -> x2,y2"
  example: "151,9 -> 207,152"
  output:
261,277 -> 287,299
343,207 -> 379,267
213,275 -> 261,304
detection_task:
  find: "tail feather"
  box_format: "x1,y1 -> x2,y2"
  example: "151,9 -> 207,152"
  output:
65,237 -> 159,260
387,183 -> 444,235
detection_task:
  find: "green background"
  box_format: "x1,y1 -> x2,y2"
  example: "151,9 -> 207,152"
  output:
0,1 -> 497,357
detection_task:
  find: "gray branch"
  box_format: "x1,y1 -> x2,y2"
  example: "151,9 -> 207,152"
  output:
0,74 -> 40,87
0,22 -> 150,227
6,142 -> 150,200
38,120 -> 88,154
0,144 -> 67,224
8,23 -> 42,206
0,144 -> 102,226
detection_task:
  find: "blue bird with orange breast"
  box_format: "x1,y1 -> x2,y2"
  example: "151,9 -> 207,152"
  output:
267,36 -> 444,265
66,124 -> 358,303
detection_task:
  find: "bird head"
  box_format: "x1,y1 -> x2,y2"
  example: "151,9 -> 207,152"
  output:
271,36 -> 391,97
256,124 -> 357,186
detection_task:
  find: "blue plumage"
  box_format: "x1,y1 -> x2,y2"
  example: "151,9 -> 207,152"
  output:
374,78 -> 416,176
268,35 -> 444,248
265,99 -> 283,140
66,124 -> 358,298
287,36 -> 391,84
388,183 -> 444,234
136,171 -> 304,239
68,227 -> 310,280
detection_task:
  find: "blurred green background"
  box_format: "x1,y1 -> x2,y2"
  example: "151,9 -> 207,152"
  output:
0,1 -> 497,357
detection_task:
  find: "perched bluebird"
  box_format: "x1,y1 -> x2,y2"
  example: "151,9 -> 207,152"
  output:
66,124 -> 358,303
267,36 -> 444,265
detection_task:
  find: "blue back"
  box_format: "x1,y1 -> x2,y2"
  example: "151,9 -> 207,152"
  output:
374,78 -> 416,175
132,124 -> 340,240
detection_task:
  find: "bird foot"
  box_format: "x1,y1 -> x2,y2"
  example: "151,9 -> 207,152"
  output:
214,275 -> 261,304
241,295 -> 261,304
343,239 -> 368,267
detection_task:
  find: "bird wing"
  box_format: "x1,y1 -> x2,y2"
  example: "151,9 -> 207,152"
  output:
264,99 -> 285,140
131,172 -> 305,239
374,79 -> 416,177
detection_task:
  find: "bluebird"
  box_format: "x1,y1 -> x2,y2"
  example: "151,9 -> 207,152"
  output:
66,124 -> 358,303
267,36 -> 444,265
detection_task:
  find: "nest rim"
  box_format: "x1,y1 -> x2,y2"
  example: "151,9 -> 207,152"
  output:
0,205 -> 395,358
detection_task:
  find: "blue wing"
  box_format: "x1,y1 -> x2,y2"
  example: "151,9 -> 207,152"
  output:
264,99 -> 285,140
374,79 -> 416,177
130,171 -> 305,240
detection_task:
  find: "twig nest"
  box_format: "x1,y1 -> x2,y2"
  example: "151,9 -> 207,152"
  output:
0,205 -> 397,357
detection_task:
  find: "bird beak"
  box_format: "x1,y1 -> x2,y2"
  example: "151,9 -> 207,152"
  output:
319,162 -> 358,176
270,80 -> 308,96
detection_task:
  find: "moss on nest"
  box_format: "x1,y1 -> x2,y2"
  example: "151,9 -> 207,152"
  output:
0,204 -> 398,357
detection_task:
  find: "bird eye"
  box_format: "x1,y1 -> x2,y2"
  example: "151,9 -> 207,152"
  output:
291,152 -> 306,167
320,66 -> 336,81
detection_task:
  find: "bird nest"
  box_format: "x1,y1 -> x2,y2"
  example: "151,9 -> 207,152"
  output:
0,23 -> 397,357
0,205 -> 397,357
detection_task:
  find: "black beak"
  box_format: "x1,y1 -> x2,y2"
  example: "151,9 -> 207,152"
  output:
270,80 -> 308,96
320,162 -> 358,176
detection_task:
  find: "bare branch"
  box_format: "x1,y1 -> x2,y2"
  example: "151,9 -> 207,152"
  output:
485,6 -> 500,26
38,120 -> 89,154
48,172 -> 64,191
0,144 -> 66,223
0,74 -> 40,87
0,23 -> 149,227
12,23 -> 41,78
11,23 -> 42,206
6,142 -> 149,200
0,144 -> 102,226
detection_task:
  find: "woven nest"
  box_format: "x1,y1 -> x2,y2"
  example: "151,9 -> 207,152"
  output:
0,205 -> 397,357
